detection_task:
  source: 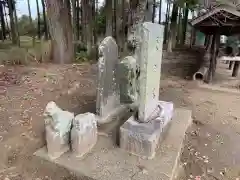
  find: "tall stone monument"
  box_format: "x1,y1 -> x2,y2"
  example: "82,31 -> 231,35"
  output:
135,22 -> 163,123
96,37 -> 121,124
120,22 -> 173,159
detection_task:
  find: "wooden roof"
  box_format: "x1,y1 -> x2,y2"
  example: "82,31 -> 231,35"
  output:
189,4 -> 240,35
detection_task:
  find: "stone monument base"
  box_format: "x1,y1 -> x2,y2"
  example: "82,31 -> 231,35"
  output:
34,108 -> 192,180
120,116 -> 172,159
120,101 -> 174,159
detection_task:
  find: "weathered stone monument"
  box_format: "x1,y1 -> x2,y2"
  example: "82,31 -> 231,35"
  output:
118,56 -> 137,104
71,112 -> 97,158
120,22 -> 174,159
96,37 -> 121,124
44,101 -> 74,159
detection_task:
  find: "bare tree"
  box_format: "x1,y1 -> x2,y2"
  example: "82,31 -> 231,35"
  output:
27,0 -> 36,46
163,0 -> 170,44
41,0 -> 49,40
36,0 -> 41,39
181,4 -> 188,44
158,0 -> 162,24
152,0 -> 156,22
167,1 -> 178,52
0,2 -> 6,40
105,0 -> 113,36
8,0 -> 19,45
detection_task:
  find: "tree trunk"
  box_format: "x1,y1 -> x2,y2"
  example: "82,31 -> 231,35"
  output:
82,0 -> 94,56
0,3 -> 6,40
152,0 -> 156,23
27,0 -> 36,46
105,0 -> 113,36
181,4 -> 189,45
8,0 -> 18,44
163,0 -> 170,44
81,0 -> 86,44
206,34 -> 218,83
94,0 -> 98,59
3,5 -> 10,39
176,7 -> 182,45
13,2 -> 20,46
167,2 -> 178,52
158,0 -> 162,24
76,0 -> 80,40
41,0 -> 49,40
122,0 -> 126,52
45,0 -> 74,63
36,0 -> 41,39
146,0 -> 153,21
128,0 -> 148,37
112,0 -> 117,41
72,0 -> 77,56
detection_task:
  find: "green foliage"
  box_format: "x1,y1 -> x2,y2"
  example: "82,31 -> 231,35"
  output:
18,15 -> 36,36
96,5 -> 106,35
75,51 -> 89,63
176,0 -> 199,10
17,14 -> 46,37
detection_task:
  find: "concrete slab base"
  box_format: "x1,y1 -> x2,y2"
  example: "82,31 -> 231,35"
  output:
34,108 -> 192,180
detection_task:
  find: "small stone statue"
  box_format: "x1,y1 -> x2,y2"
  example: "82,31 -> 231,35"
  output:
44,101 -> 74,159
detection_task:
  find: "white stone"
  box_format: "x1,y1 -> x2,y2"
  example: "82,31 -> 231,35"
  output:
71,113 -> 97,158
157,101 -> 174,127
44,101 -> 74,159
135,22 -> 164,123
44,101 -> 73,136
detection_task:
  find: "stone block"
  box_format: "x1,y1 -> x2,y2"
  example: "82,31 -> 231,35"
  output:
117,56 -> 137,104
71,113 -> 97,158
120,116 -> 163,159
44,101 -> 74,159
45,126 -> 70,160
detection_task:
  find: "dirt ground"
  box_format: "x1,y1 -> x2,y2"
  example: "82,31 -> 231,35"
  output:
1,48 -> 240,180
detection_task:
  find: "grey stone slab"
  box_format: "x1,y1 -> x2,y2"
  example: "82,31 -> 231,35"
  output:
34,108 -> 192,180
135,22 -> 164,123
71,113 -> 97,158
96,36 -> 120,124
117,56 -> 137,104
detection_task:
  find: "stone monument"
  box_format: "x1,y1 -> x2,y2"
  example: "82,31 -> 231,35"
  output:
71,112 -> 97,158
96,36 -> 121,124
120,22 -> 174,159
44,101 -> 74,159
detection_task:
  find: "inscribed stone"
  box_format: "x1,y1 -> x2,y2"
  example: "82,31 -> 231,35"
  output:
71,113 -> 97,158
96,37 -> 120,124
135,22 -> 164,123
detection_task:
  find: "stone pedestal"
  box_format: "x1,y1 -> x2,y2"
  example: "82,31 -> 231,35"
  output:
120,116 -> 162,159
120,101 -> 174,159
71,113 -> 97,158
45,126 -> 70,160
